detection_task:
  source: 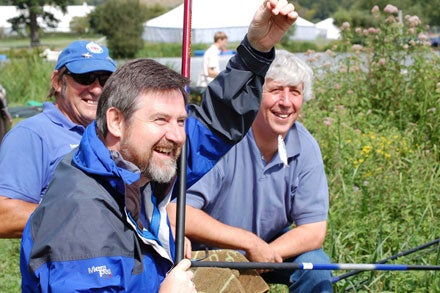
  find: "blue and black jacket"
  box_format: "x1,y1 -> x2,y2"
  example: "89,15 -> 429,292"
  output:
20,36 -> 274,292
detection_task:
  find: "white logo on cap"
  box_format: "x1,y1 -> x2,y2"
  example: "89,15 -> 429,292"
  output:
86,42 -> 104,54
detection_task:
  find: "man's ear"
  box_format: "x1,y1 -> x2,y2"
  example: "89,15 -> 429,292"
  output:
106,107 -> 124,138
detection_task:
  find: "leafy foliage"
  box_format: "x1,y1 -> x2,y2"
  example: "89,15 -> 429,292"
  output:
8,0 -> 69,46
314,5 -> 440,151
69,15 -> 91,35
143,4 -> 168,21
89,0 -> 148,59
299,4 -> 440,291
294,0 -> 440,27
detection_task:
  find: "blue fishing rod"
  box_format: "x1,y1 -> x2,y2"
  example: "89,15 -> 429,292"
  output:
190,260 -> 440,271
191,238 -> 440,272
332,237 -> 440,283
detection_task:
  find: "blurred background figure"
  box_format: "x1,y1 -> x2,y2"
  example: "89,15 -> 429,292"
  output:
39,48 -> 61,62
0,84 -> 12,142
197,31 -> 228,88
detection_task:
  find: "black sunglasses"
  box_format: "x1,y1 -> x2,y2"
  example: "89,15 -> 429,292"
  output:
65,70 -> 111,87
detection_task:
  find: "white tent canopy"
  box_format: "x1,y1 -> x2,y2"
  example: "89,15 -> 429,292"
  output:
291,17 -> 320,41
143,0 -> 321,43
0,6 -> 20,35
42,3 -> 94,33
144,0 -> 261,43
316,18 -> 341,40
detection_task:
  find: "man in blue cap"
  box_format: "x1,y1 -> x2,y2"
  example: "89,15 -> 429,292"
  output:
0,41 -> 116,238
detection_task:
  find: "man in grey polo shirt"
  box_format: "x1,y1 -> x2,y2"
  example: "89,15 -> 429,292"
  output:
168,50 -> 332,292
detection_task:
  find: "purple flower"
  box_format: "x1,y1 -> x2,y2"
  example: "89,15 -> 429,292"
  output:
341,22 -> 351,30
371,5 -> 379,13
407,15 -> 421,27
384,4 -> 398,14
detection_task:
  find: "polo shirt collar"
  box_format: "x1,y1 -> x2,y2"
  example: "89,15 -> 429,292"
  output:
42,102 -> 85,133
249,123 -> 301,168
284,122 -> 301,159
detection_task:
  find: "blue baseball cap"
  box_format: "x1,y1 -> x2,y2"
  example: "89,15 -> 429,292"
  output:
55,41 -> 116,74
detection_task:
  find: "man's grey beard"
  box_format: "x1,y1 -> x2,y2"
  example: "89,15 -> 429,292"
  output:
145,157 -> 177,183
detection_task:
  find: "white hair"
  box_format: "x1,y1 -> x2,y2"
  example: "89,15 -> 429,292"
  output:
265,49 -> 314,102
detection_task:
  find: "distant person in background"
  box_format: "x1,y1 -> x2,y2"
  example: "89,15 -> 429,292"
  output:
0,84 -> 12,142
0,40 -> 116,238
197,31 -> 228,87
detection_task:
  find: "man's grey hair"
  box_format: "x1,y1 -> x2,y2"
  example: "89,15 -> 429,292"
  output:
265,49 -> 314,102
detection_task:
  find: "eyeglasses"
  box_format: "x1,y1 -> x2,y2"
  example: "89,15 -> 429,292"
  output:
65,70 -> 111,87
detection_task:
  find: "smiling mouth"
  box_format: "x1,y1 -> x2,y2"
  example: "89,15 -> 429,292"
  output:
82,99 -> 98,105
155,147 -> 174,157
275,113 -> 290,119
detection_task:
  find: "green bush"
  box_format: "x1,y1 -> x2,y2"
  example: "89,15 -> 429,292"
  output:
90,0 -> 149,58
70,16 -> 92,35
308,5 -> 440,151
299,4 -> 440,291
280,40 -> 319,52
0,53 -> 54,105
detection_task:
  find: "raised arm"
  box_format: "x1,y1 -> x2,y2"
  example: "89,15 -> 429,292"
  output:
248,0 -> 298,52
184,0 -> 297,188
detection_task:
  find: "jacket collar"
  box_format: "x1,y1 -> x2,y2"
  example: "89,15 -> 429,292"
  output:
72,121 -> 140,192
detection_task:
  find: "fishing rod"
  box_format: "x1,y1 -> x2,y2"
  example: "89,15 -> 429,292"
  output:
332,237 -> 440,283
175,0 -> 192,263
191,261 -> 440,271
191,239 -> 440,272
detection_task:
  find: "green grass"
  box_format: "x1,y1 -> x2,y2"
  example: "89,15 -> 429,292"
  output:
0,239 -> 21,292
0,33 -> 104,51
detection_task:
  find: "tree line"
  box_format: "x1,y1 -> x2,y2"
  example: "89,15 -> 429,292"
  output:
2,0 -> 439,27
1,0 -> 438,58
2,0 -> 166,58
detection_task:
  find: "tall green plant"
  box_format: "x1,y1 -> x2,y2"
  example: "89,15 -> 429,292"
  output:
310,4 -> 440,150
90,0 -> 148,58
298,4 -> 440,291
0,52 -> 54,105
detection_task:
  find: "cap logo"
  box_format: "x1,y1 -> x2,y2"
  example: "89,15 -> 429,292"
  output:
86,42 -> 104,54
